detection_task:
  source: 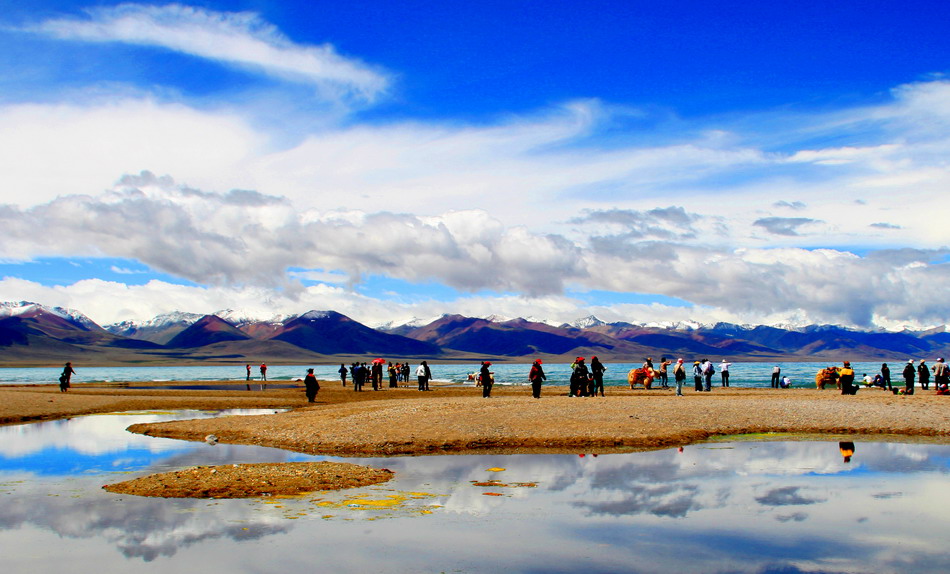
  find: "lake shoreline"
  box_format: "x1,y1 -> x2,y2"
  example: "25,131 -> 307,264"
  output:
3,382 -> 947,456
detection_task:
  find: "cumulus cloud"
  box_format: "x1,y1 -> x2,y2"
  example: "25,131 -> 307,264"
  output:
0,172 -> 586,295
25,3 -> 389,102
3,173 -> 950,328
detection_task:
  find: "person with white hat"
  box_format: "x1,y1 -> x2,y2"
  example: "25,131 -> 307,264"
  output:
902,359 -> 916,395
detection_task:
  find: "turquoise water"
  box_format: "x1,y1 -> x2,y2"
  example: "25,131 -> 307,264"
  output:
1,411 -> 948,573
0,360 -> 908,388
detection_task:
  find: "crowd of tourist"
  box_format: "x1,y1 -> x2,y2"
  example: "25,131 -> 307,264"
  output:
285,355 -> 950,402
812,357 -> 949,395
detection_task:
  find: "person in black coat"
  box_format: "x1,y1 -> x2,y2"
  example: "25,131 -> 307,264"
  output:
480,361 -> 493,397
59,362 -> 75,392
881,363 -> 891,390
902,360 -> 915,394
304,368 -> 320,402
570,358 -> 589,397
917,360 -> 930,390
590,356 -> 606,396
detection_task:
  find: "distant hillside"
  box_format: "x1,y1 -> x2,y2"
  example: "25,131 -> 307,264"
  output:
271,311 -> 441,356
3,301 -> 950,366
166,315 -> 252,348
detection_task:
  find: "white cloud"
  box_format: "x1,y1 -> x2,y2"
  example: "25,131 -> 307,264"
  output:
3,173 -> 950,328
27,3 -> 389,102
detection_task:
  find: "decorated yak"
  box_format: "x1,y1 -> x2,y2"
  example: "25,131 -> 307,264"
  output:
627,367 -> 657,389
815,367 -> 839,390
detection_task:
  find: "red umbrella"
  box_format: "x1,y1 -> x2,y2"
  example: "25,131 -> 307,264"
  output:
372,358 -> 386,364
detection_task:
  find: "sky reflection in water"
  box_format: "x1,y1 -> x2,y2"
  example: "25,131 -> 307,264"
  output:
1,412 -> 948,573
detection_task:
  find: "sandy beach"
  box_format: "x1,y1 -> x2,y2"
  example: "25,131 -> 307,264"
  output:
4,381 -> 948,455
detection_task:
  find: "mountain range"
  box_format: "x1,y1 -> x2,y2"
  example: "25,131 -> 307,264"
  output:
2,301 -> 949,366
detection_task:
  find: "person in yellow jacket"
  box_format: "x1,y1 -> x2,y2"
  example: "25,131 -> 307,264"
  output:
837,361 -> 856,395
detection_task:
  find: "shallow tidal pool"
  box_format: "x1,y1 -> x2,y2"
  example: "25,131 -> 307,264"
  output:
1,411 -> 948,573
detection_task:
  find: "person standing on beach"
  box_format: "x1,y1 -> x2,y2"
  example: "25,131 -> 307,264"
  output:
673,358 -> 686,396
590,356 -> 606,396
719,359 -> 732,387
388,362 -> 398,388
417,361 -> 428,391
881,363 -> 891,390
304,368 -> 320,402
59,362 -> 75,392
701,359 -> 714,391
371,361 -> 382,391
571,357 -> 590,397
353,363 -> 365,392
402,363 -> 411,386
529,359 -> 546,398
480,361 -> 493,397
658,357 -> 671,388
339,363 -> 348,386
771,365 -> 781,388
933,358 -> 948,390
260,363 -> 267,382
917,360 -> 930,390
902,360 -> 915,394
692,361 -> 703,392
246,364 -> 251,381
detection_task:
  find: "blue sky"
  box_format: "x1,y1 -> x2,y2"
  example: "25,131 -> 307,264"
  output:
1,1 -> 949,329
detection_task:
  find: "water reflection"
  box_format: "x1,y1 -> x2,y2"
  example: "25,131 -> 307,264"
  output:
1,412 -> 948,573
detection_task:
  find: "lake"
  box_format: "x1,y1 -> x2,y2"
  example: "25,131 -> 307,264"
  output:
1,410 -> 948,573
0,360 -> 913,389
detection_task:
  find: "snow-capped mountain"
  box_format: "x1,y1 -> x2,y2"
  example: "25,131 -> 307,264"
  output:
214,308 -> 294,327
564,315 -> 606,329
0,301 -> 99,329
375,315 -> 446,331
104,311 -> 205,344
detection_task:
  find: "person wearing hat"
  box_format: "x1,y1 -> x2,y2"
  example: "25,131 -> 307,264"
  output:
480,361 -> 493,397
570,357 -> 589,397
902,359 -> 916,395
838,361 -> 856,395
304,368 -> 320,402
917,359 -> 930,390
673,358 -> 686,396
529,359 -> 546,399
